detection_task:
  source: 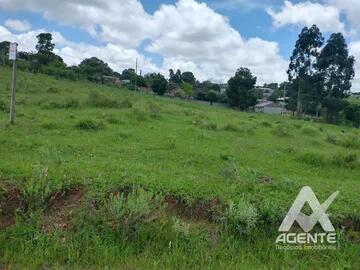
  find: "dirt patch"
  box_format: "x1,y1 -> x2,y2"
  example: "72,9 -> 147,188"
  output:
41,186 -> 84,232
164,194 -> 224,222
0,183 -> 22,229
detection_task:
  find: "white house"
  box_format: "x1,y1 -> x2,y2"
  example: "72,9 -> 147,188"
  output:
255,101 -> 284,114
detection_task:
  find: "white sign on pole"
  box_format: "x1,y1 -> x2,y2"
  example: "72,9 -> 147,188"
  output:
9,43 -> 17,60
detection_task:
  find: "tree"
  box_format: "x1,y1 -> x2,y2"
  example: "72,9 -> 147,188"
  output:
36,33 -> 55,54
180,82 -> 193,99
344,103 -> 360,128
288,25 -> 324,115
0,41 -> 10,66
207,90 -> 218,105
78,57 -> 113,82
322,96 -> 347,123
182,71 -> 196,85
169,69 -> 182,84
146,73 -> 168,95
226,68 -> 257,111
317,33 -> 355,99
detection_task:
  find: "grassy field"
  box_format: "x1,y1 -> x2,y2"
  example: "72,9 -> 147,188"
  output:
0,67 -> 359,269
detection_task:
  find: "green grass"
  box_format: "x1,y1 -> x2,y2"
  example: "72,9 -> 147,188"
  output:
0,67 -> 359,269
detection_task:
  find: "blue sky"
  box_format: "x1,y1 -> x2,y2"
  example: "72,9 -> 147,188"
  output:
0,0 -> 359,90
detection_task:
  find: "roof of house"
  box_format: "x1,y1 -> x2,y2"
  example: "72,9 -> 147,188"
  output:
255,101 -> 282,108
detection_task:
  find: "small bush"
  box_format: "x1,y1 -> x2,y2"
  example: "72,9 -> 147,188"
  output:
326,134 -> 360,149
133,108 -> 149,121
204,122 -> 217,131
147,102 -> 162,119
106,117 -> 122,125
23,167 -> 55,209
46,87 -> 59,94
301,126 -> 317,136
75,119 -> 105,131
332,152 -> 359,169
88,91 -> 119,108
224,200 -> 258,236
105,187 -> 164,234
40,122 -> 59,130
273,124 -> 290,137
297,152 -> 327,167
223,123 -> 239,132
63,98 -> 80,109
119,98 -> 133,109
221,162 -> 240,181
260,121 -> 272,128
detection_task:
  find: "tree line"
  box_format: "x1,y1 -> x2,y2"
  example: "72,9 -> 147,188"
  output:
0,27 -> 359,127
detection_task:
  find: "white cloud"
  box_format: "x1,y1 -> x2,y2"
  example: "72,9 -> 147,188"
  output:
327,0 -> 360,34
0,25 -> 158,75
148,0 -> 287,84
0,0 -> 154,48
349,42 -> 360,92
0,0 -> 289,84
4,19 -> 31,32
268,1 -> 345,33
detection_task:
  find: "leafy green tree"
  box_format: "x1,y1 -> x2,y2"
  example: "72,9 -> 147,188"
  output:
207,90 -> 218,105
36,33 -> 55,54
288,25 -> 324,115
169,69 -> 182,84
344,103 -> 360,128
226,68 -> 257,111
0,41 -> 10,65
146,73 -> 168,95
322,96 -> 347,123
180,82 -> 193,99
182,71 -> 196,86
78,57 -> 113,83
317,33 -> 355,99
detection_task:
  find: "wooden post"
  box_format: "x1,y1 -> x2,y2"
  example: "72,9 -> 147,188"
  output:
9,59 -> 17,125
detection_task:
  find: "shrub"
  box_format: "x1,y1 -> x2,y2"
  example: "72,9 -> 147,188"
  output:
147,102 -> 162,119
223,123 -> 239,132
273,124 -> 290,137
326,134 -> 360,149
88,91 -> 119,108
332,152 -> 359,169
40,122 -> 59,130
221,162 -> 240,181
119,98 -> 133,109
204,122 -> 217,131
75,119 -> 105,131
23,167 -> 55,209
105,187 -> 164,234
133,108 -> 149,121
224,200 -> 258,236
301,126 -> 317,136
63,98 -> 80,109
46,87 -> 59,94
260,121 -> 272,128
297,152 -> 327,167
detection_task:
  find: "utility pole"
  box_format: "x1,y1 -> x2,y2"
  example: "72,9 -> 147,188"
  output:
296,80 -> 302,116
134,58 -> 138,91
282,84 -> 287,114
9,43 -> 17,125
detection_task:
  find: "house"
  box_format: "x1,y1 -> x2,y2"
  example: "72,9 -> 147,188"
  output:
255,87 -> 273,98
255,101 -> 284,115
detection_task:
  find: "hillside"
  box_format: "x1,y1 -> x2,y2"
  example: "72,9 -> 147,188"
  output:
0,68 -> 359,269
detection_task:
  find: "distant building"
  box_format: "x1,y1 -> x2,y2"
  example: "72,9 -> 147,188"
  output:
219,83 -> 228,93
255,101 -> 284,115
255,87 -> 273,98
350,92 -> 360,99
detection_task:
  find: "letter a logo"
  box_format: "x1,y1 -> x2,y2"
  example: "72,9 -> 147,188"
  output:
279,186 -> 339,233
